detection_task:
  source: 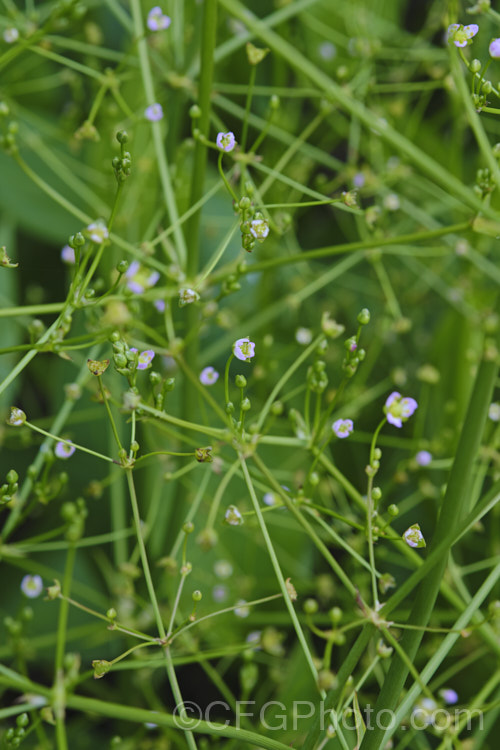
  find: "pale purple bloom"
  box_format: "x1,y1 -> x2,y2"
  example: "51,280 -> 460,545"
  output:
415,450 -> 432,466
212,585 -> 228,602
332,418 -> 354,438
61,245 -> 75,264
179,287 -> 200,306
55,441 -> 76,459
154,299 -> 165,312
147,7 -> 171,31
319,41 -> 336,60
214,560 -> 233,579
224,504 -> 243,526
200,366 -> 219,385
216,131 -> 236,152
403,523 -> 426,548
233,337 -> 255,362
490,39 -> 500,58
353,172 -> 365,188
384,391 -> 418,428
447,23 -> 479,47
86,220 -> 109,244
20,574 -> 43,598
3,28 -> 19,43
249,218 -> 269,240
125,261 -> 160,294
440,689 -> 459,705
489,402 -> 500,421
145,103 -> 164,122
263,492 -> 276,506
295,327 -> 313,345
234,599 -> 250,618
130,348 -> 155,370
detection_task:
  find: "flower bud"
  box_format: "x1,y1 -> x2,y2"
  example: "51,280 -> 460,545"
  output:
303,598 -> 318,615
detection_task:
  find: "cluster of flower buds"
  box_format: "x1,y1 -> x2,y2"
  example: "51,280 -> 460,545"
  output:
307,359 -> 328,394
110,332 -> 155,383
474,167 -> 496,198
221,270 -> 242,297
366,447 -> 382,478
149,370 -> 175,411
342,308 -> 370,378
112,130 -> 132,182
237,193 -> 270,253
0,469 -> 18,506
4,712 -> 29,748
0,101 -> 18,156
61,498 -> 88,542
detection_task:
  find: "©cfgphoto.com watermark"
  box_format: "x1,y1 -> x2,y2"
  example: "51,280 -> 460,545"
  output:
171,700 -> 483,733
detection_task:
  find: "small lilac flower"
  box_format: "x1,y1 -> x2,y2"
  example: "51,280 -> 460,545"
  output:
319,41 -> 336,60
440,688 -> 459,705
61,245 -> 75,264
130,348 -> 155,370
145,103 -> 164,122
332,418 -> 354,439
154,299 -> 165,313
234,599 -> 250,618
246,630 -> 262,646
216,131 -> 236,152
447,23 -> 479,47
200,366 -> 219,385
7,407 -> 26,426
353,172 -> 365,188
224,504 -> 244,526
383,193 -> 400,211
263,492 -> 276,506
233,337 -> 255,362
384,391 -> 418,428
212,585 -> 228,603
55,441 -> 76,459
20,574 -> 43,598
403,523 -> 426,548
86,220 -> 109,244
249,218 -> 269,240
3,28 -> 19,43
214,560 -> 233,579
489,402 -> 500,421
179,288 -> 200,306
415,450 -> 432,466
125,261 -> 160,294
295,327 -> 313,345
490,38 -> 500,58
147,6 -> 171,31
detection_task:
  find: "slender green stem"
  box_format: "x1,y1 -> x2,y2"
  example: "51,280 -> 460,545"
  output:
359,338 -> 499,750
164,649 -> 199,750
239,455 -> 321,690
53,543 -> 76,750
237,221 -> 472,274
240,65 -> 257,153
24,421 -> 115,464
184,0 -> 218,271
125,470 -> 166,640
129,0 -> 186,267
217,151 -> 239,202
0,664 -> 293,750
224,352 -> 234,408
138,401 -> 227,439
